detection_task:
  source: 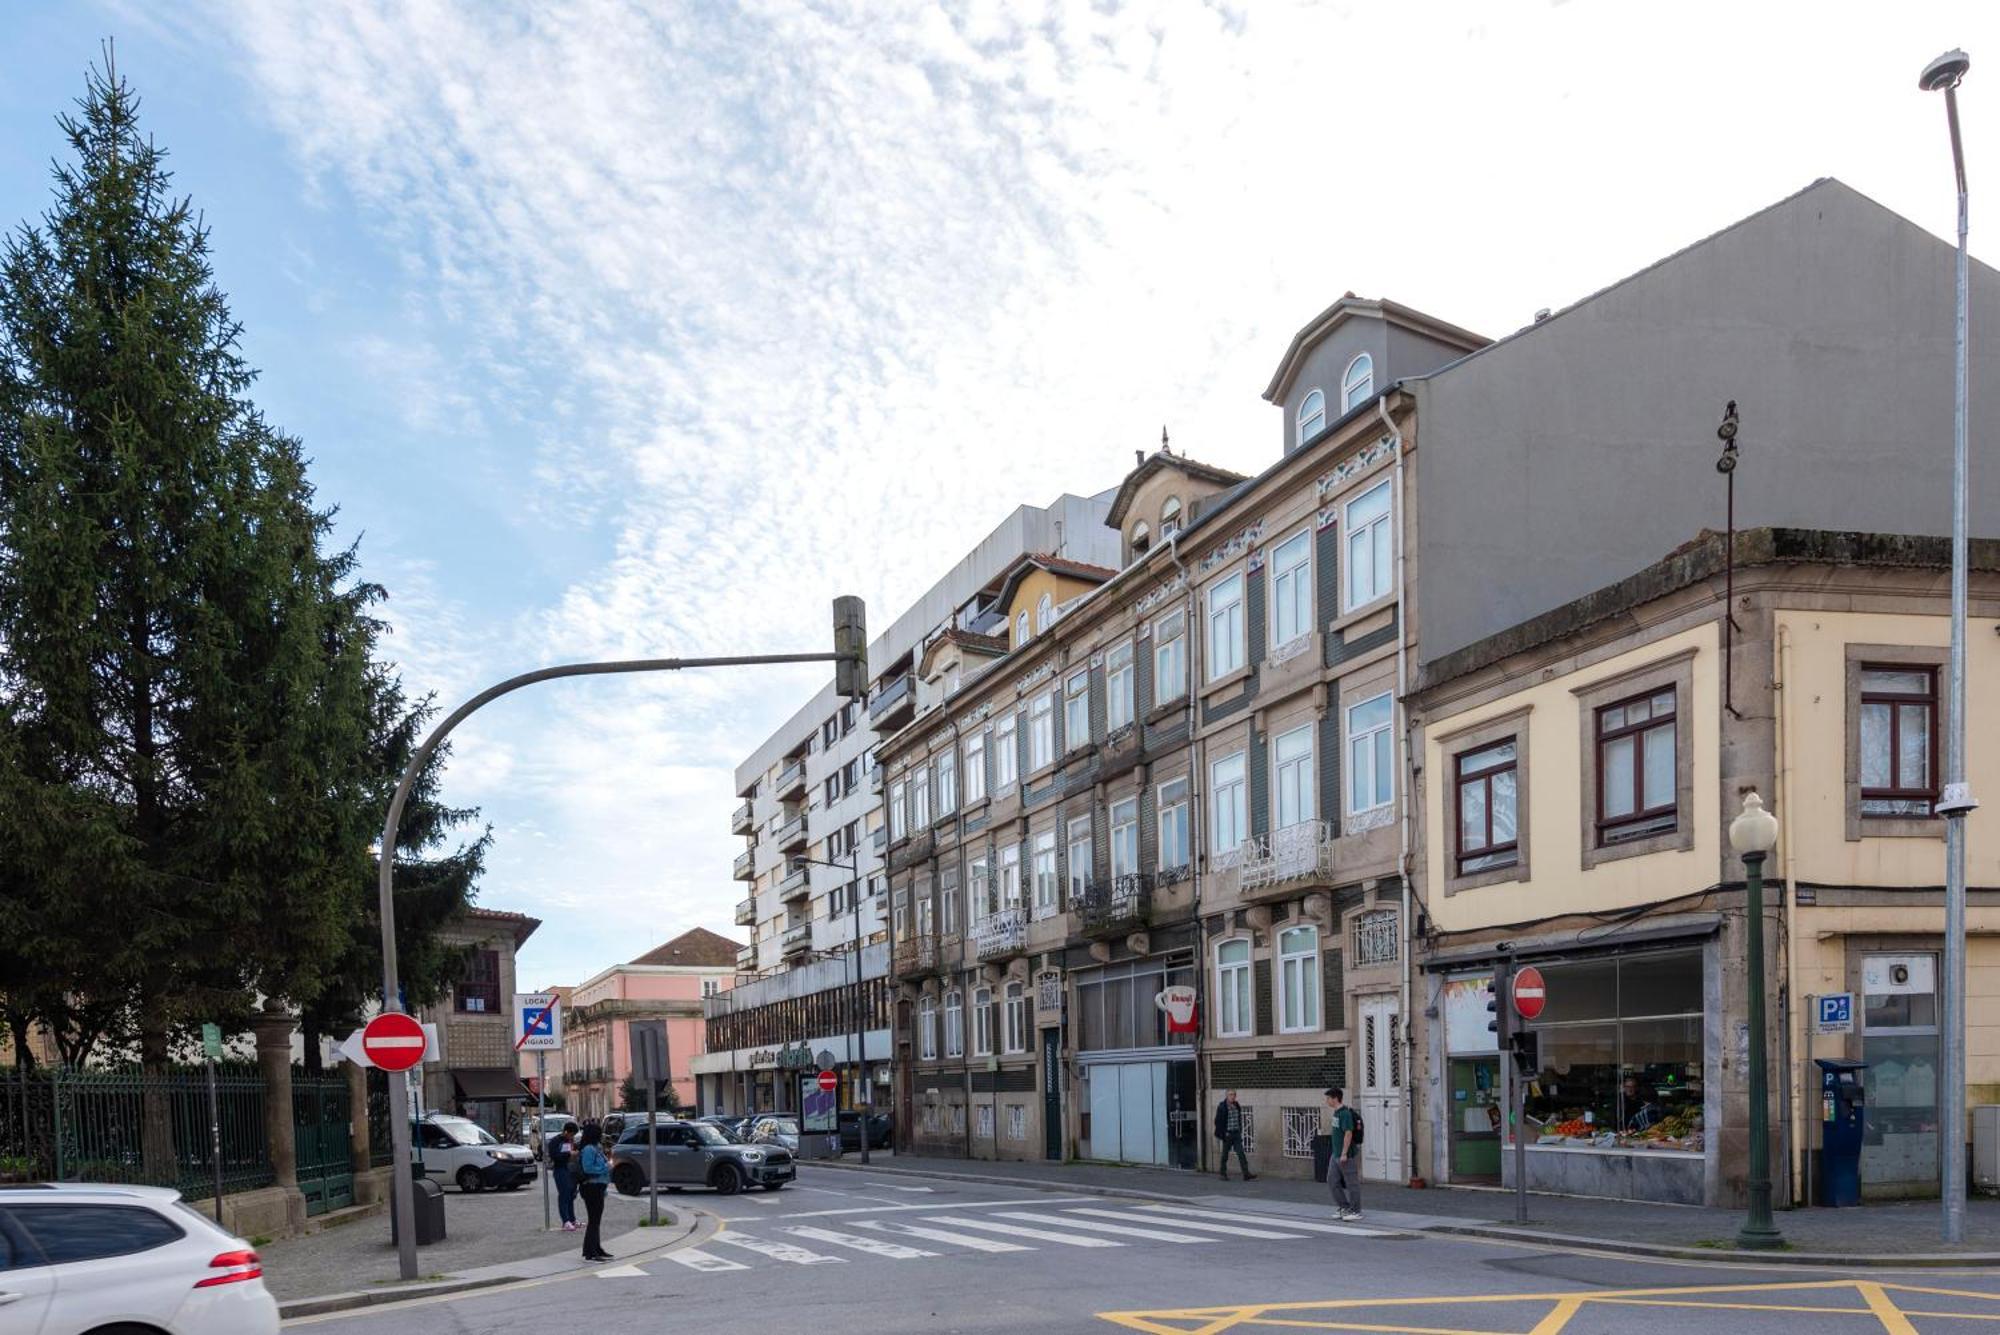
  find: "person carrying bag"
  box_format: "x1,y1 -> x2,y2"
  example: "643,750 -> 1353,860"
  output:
577,1124 -> 613,1261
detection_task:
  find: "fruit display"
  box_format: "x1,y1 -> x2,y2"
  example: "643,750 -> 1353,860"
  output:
1548,1117 -> 1592,1138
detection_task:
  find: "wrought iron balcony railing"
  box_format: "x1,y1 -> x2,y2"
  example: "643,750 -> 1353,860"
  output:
1076,872 -> 1151,936
972,906 -> 1027,961
1236,821 -> 1337,896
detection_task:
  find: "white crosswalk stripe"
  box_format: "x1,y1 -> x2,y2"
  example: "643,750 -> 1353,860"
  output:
918,1214 -> 1123,1247
1163,1206 -> 1382,1237
784,1225 -> 938,1259
856,1219 -> 1031,1253
710,1233 -> 845,1265
993,1211 -> 1207,1244
1063,1207 -> 1308,1239
662,1248 -> 751,1273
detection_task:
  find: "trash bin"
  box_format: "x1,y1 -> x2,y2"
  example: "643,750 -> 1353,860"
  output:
392,1177 -> 448,1245
1311,1134 -> 1333,1183
1816,1057 -> 1868,1208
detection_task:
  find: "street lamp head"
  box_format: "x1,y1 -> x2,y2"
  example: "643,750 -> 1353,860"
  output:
1730,791 -> 1780,856
1921,49 -> 1971,93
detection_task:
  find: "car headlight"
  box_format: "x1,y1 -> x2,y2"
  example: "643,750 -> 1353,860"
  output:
740,1149 -> 764,1161
488,1149 -> 511,1161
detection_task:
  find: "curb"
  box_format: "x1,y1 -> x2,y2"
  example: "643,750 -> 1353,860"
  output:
279,1275 -> 515,1319
807,1160 -> 2000,1270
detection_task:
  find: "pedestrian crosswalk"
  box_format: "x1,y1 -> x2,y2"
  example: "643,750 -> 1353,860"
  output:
613,1202 -> 1386,1282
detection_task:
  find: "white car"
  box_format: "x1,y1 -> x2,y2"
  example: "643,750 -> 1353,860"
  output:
0,1182 -> 278,1335
414,1115 -> 538,1192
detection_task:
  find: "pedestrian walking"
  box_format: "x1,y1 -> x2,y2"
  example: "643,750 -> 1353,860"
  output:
549,1122 -> 579,1231
1211,1089 -> 1255,1180
577,1123 -> 613,1261
1324,1087 -> 1361,1220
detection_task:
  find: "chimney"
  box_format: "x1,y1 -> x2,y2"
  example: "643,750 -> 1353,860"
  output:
1134,448 -> 1145,467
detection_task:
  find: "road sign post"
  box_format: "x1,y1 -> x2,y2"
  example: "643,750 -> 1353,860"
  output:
362,1012 -> 428,1072
512,993 -> 563,1234
1511,966 -> 1547,1022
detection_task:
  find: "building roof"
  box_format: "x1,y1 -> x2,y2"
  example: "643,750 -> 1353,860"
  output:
917,627 -> 1011,681
989,552 -> 1121,611
459,906 -> 541,947
1102,450 -> 1249,529
628,926 -> 741,969
1263,294 -> 1489,404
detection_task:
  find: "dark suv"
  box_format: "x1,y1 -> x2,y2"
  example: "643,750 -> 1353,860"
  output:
837,1110 -> 893,1152
608,1118 -> 794,1196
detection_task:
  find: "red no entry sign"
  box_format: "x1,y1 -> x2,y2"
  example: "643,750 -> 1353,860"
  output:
1512,966 -> 1548,1022
362,1012 -> 427,1073
817,1070 -> 838,1093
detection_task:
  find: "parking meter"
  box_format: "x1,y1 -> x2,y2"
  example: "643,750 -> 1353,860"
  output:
1815,1058 -> 1868,1207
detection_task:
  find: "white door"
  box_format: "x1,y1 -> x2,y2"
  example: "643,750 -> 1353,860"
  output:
1356,995 -> 1404,1182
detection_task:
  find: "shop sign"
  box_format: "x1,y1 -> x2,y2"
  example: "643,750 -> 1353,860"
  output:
1155,985 -> 1199,1035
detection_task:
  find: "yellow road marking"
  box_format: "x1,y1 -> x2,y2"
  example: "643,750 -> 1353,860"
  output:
1856,1281 -> 1921,1335
1526,1297 -> 1584,1335
1242,1321 -> 1504,1334
1901,1312 -> 2000,1323
1589,1297 -> 1876,1315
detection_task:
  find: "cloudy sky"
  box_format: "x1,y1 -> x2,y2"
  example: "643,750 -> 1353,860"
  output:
3,1 -> 1991,990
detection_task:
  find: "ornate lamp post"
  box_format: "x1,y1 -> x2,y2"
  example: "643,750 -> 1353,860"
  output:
1730,792 -> 1782,1250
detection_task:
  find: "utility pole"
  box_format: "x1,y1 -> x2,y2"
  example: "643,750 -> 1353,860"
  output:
376,602 -> 868,1280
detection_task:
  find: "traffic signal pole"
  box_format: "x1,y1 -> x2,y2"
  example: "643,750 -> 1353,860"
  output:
375,600 -> 869,1281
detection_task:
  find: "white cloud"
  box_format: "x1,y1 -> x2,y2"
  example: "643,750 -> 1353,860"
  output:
185,0 -> 1996,986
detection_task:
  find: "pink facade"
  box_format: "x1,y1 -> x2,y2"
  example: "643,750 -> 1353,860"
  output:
559,928 -> 740,1121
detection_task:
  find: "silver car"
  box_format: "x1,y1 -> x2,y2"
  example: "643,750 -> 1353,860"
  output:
746,1115 -> 801,1152
607,1119 -> 794,1196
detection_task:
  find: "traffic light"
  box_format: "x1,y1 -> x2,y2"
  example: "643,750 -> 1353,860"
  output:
1487,960 -> 1513,1049
832,596 -> 868,702
1508,1029 -> 1538,1077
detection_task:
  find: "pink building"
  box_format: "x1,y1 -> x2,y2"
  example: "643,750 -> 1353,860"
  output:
561,928 -> 739,1120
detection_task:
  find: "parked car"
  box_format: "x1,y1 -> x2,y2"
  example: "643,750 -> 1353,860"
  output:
745,1115 -> 801,1152
607,1119 -> 793,1196
693,1114 -> 752,1142
0,1182 -> 279,1335
516,1111 -> 571,1159
413,1114 -> 538,1193
837,1110 -> 893,1152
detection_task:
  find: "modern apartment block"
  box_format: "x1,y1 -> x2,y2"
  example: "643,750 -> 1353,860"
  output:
691,493 -> 1123,1117
873,176 -> 1999,1199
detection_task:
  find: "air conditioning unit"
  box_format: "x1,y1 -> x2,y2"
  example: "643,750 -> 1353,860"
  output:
1974,1106 -> 2000,1193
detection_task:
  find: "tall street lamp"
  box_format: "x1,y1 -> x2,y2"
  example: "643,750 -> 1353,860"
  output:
792,848 -> 873,1164
1919,46 -> 1978,1245
1730,791 -> 1782,1250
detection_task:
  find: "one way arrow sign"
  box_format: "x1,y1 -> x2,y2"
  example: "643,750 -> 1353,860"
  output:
336,1022 -> 438,1069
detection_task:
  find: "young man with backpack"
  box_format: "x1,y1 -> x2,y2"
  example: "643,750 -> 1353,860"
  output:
1324,1086 -> 1363,1220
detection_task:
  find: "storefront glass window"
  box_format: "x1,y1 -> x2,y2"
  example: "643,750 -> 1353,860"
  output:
1861,952 -> 1939,1192
1074,959 -> 1195,1052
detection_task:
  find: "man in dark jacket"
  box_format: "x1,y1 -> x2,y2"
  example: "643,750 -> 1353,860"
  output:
1212,1090 -> 1255,1180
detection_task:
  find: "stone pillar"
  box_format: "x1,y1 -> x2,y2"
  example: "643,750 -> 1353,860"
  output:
251,1005 -> 297,1190
346,1058 -> 371,1172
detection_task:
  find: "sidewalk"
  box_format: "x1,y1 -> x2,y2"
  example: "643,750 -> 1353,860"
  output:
813,1151 -> 2000,1264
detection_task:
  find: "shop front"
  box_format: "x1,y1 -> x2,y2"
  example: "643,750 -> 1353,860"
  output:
1070,955 -> 1200,1168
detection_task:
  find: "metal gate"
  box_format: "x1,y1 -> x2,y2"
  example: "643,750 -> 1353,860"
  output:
292,1075 -> 354,1216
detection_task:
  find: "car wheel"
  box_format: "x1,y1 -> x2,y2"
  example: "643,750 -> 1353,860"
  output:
612,1163 -> 646,1197
709,1163 -> 744,1195
761,1182 -> 785,1192
457,1167 -> 485,1194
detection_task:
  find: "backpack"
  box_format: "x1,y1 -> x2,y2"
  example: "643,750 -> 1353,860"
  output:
1349,1108 -> 1365,1147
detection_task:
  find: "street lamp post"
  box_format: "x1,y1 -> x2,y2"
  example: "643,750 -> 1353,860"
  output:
1730,792 -> 1783,1250
1919,46 -> 1979,1246
791,847 -> 872,1164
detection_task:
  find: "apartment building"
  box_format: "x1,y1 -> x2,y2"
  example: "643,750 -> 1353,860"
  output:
1414,529 -> 2000,1208
561,928 -> 739,1121
693,493 -> 1123,1118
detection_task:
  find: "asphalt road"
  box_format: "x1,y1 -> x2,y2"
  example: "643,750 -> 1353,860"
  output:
282,1167 -> 2000,1334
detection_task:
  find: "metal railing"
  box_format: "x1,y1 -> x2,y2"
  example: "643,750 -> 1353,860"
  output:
972,906 -> 1027,961
1237,821 -> 1337,893
734,896 -> 757,926
781,921 -> 813,953
735,946 -> 757,971
776,814 -> 808,850
731,800 -> 754,833
891,935 -> 939,979
733,849 -> 755,880
777,758 -> 808,794
778,861 -> 810,900
1076,872 -> 1151,934
868,673 -> 913,722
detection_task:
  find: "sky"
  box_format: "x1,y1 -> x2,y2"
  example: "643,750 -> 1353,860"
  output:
2,1 -> 1993,992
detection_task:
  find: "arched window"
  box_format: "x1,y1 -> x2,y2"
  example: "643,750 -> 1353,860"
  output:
1160,496 -> 1182,536
1036,593 -> 1054,633
1132,521 -> 1151,556
972,986 -> 994,1056
1015,610 -> 1029,646
1342,353 -> 1374,411
1278,925 -> 1321,1033
1297,388 -> 1326,444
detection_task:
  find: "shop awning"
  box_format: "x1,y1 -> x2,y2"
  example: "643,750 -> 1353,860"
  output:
453,1069 -> 531,1102
1422,912 -> 1721,970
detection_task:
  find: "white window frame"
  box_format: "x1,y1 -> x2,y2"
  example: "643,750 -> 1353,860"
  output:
1273,724 -> 1315,829
964,731 -> 987,804
1036,593 -> 1054,633
1007,1104 -> 1026,1141
1029,692 -> 1055,771
893,886 -> 909,940
1347,692 -> 1395,815
1342,352 -> 1374,412
1154,610 -> 1187,704
1343,478 -> 1393,611
1032,829 -> 1059,916
889,780 -> 908,840
1207,572 -> 1245,680
999,844 -> 1022,909
996,713 -> 1019,788
970,854 -> 992,918
1269,528 -> 1313,649
1278,924 -> 1321,1034
1210,751 -> 1247,854
1015,610 -> 1029,645
1107,641 -> 1134,730
912,767 -> 931,828
917,893 -> 933,938
1157,777 -> 1190,871
1067,815 -> 1093,899
976,1103 -> 994,1140
940,870 -> 958,936
1003,981 -> 1028,1055
1215,938 -> 1252,1038
972,986 -> 994,1057
936,749 -> 957,815
1160,495 -> 1182,536
919,999 -> 937,1061
1297,387 -> 1326,443
1109,798 -> 1139,879
1064,671 -> 1090,751
944,990 -> 964,1058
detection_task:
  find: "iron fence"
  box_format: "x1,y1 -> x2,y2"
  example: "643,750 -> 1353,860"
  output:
0,1064 -> 273,1200
365,1067 -> 395,1168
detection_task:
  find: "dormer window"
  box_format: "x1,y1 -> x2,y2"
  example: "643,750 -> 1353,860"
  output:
1159,497 -> 1181,537
1297,388 -> 1326,444
1036,593 -> 1054,633
1132,521 -> 1151,557
1015,610 -> 1029,646
1342,353 -> 1375,411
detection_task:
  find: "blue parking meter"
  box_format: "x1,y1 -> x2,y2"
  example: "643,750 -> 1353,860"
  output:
1815,1058 -> 1867,1207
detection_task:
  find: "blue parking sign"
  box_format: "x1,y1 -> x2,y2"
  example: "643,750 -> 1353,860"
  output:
1816,993 -> 1853,1034
513,991 -> 562,1051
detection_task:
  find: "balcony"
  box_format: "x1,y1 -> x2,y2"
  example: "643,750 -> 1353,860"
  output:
889,828 -> 933,872
776,813 -> 808,854
734,896 -> 756,927
776,758 -> 808,801
973,906 -> 1027,962
892,934 -> 940,981
868,674 -> 914,730
781,921 -> 813,956
732,849 -> 755,881
778,860 -> 811,902
868,764 -> 883,794
735,944 -> 756,972
731,800 -> 754,835
1234,821 -> 1338,901
872,825 -> 888,853
1076,873 -> 1152,938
